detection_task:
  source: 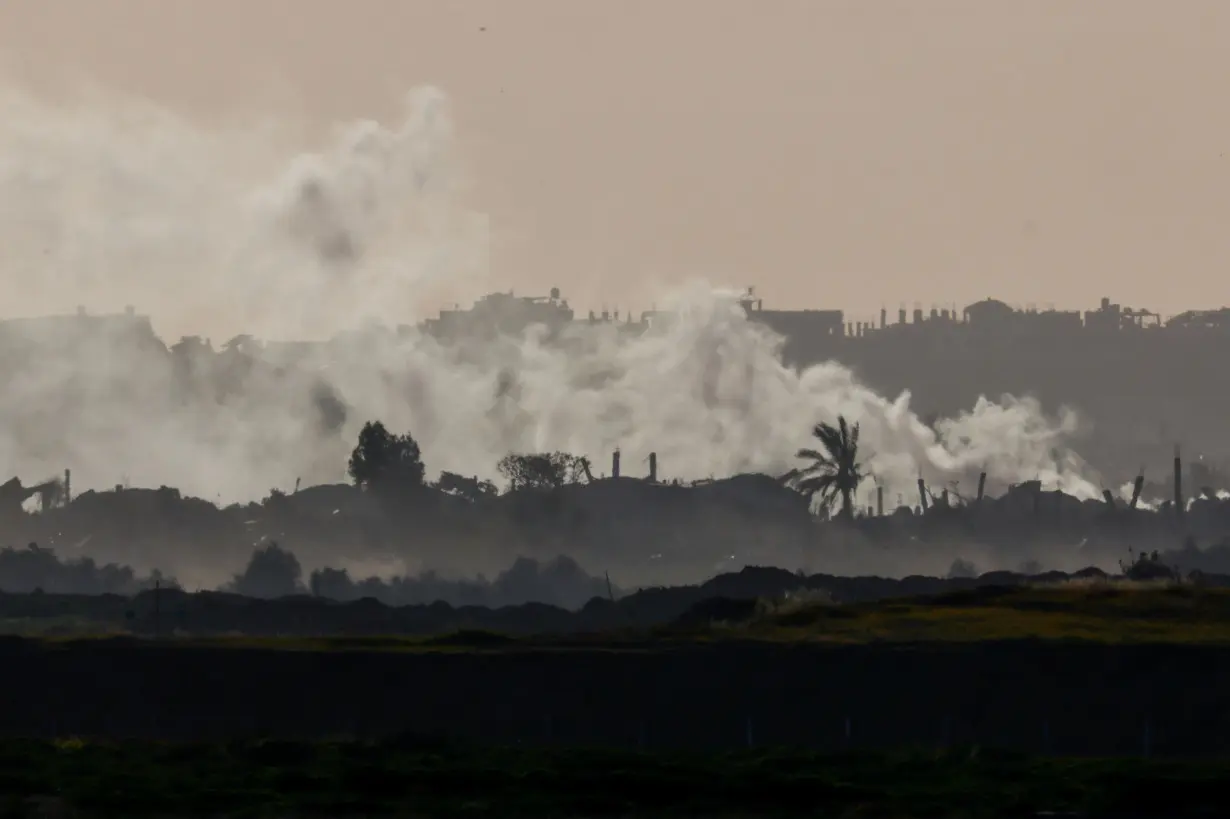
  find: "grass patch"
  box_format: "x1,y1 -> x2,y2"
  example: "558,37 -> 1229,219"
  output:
13,585 -> 1230,651
711,584 -> 1230,644
0,739 -> 1221,817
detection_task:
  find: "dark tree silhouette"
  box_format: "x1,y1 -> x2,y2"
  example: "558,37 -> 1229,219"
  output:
228,542 -> 302,599
497,452 -> 593,492
309,566 -> 352,599
262,487 -> 291,513
784,415 -> 865,519
347,421 -> 426,492
0,542 -> 171,595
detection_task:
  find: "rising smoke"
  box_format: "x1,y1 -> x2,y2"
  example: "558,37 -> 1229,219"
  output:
0,83 -> 1100,504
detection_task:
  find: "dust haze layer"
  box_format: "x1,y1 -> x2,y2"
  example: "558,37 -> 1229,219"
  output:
0,84 -> 1100,505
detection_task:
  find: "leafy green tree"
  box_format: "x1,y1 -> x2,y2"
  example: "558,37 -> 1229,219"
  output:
783,415 -> 865,519
347,421 -> 426,492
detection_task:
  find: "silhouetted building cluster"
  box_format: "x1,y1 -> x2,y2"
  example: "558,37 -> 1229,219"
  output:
6,289 -> 1229,360
400,287 -> 1230,347
737,291 -> 1222,347
419,287 -> 578,341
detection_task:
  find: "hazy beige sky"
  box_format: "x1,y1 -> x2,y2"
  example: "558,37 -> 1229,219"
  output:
1,0 -> 1228,322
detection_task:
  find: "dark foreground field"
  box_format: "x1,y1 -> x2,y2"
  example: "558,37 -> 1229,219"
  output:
0,739 -> 1223,818
2,585 -> 1228,816
4,585 -> 1230,753
7,639 -> 1230,755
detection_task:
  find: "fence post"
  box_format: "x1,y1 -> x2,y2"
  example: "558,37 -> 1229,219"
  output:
844,715 -> 851,748
746,716 -> 754,748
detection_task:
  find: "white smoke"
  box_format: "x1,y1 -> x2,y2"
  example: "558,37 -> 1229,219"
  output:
0,83 -> 479,339
0,83 -> 1100,504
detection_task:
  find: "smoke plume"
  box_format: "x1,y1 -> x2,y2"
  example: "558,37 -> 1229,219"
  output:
0,83 -> 1100,504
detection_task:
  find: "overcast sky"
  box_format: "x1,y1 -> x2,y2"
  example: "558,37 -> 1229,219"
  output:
1,0 -> 1227,324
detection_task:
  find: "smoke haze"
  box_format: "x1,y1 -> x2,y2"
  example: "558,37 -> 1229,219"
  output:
0,84 -> 482,339
0,83 -> 1099,505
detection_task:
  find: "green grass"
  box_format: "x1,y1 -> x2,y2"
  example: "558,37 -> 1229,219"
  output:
0,738 -> 1222,817
14,584 -> 1230,651
716,583 -> 1230,645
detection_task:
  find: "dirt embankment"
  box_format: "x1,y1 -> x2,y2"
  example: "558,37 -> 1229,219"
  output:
3,639 -> 1228,756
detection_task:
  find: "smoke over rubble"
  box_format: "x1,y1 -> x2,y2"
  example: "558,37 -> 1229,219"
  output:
0,82 -> 1100,505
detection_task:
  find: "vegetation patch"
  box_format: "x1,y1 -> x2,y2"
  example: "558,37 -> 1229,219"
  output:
5,584 -> 1230,651
715,584 -> 1230,644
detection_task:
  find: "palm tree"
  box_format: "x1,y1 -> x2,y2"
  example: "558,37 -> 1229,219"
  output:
784,415 -> 865,519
